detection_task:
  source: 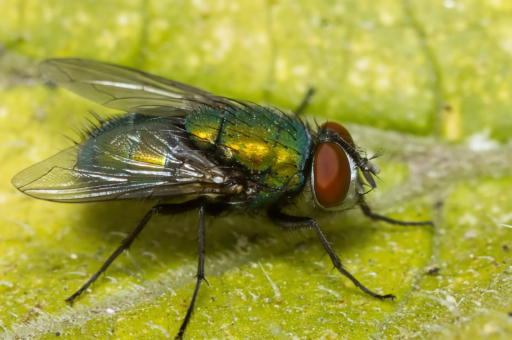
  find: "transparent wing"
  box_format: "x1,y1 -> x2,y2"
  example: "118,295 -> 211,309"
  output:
40,59 -> 240,115
12,123 -> 228,203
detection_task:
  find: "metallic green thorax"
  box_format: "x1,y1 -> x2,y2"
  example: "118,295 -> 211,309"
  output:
186,106 -> 311,207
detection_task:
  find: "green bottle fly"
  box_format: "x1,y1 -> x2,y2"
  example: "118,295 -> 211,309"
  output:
12,59 -> 433,340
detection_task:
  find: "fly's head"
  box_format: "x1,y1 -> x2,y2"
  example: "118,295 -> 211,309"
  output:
310,122 -> 380,212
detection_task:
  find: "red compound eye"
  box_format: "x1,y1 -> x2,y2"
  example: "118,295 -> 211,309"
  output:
313,142 -> 351,208
321,121 -> 354,147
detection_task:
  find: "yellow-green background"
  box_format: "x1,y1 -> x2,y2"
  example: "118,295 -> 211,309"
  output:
1,0 -> 512,339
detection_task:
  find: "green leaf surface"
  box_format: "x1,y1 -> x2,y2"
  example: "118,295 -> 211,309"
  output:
1,1 -> 511,339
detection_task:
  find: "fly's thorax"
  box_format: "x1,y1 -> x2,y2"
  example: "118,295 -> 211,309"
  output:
185,105 -> 311,197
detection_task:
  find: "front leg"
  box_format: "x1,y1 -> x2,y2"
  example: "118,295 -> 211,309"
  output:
267,208 -> 395,301
360,203 -> 434,227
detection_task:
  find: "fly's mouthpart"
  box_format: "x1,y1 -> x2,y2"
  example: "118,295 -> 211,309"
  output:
359,158 -> 380,189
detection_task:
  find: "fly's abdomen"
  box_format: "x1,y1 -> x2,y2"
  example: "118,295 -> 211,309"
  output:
185,106 -> 311,192
78,114 -> 170,171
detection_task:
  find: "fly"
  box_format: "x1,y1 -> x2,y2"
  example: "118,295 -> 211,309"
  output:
12,59 -> 433,339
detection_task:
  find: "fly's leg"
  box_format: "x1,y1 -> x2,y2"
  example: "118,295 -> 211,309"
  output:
66,199 -> 203,306
175,205 -> 206,340
268,208 -> 396,301
360,203 -> 434,227
295,87 -> 316,115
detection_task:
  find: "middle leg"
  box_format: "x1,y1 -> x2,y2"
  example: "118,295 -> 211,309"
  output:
360,203 -> 434,227
175,205 -> 207,340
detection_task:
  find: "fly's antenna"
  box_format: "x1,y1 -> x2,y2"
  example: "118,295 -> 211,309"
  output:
358,157 -> 381,189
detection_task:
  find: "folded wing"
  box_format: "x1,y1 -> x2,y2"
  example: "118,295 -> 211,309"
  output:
12,122 -> 228,202
40,59 -> 241,115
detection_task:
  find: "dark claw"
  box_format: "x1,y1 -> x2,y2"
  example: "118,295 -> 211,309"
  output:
378,294 -> 396,302
65,296 -> 76,307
